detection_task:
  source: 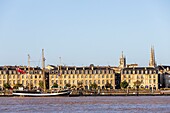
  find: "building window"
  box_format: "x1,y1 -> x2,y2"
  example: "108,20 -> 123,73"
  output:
85,70 -> 88,74
76,70 -> 79,74
110,75 -> 113,78
102,75 -> 104,78
98,75 -> 100,78
51,80 -> 54,84
111,70 -> 114,74
93,70 -> 96,74
128,75 -> 130,78
153,79 -> 156,84
85,80 -> 88,85
64,80 -> 66,84
3,75 -> 6,79
106,75 -> 108,78
149,75 -> 151,79
102,80 -> 104,84
94,80 -> 96,84
98,80 -> 100,84
150,70 -> 153,74
128,80 -> 130,83
34,80 -> 37,84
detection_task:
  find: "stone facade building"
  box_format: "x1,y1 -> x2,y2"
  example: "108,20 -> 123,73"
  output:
0,66 -> 42,90
121,67 -> 159,90
48,65 -> 116,90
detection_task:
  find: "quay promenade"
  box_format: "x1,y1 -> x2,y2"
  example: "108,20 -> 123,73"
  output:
1,89 -> 170,97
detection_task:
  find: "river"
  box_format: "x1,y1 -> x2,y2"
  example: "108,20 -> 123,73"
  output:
0,96 -> 169,113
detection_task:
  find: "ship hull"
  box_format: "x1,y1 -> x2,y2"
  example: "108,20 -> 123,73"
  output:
13,90 -> 71,97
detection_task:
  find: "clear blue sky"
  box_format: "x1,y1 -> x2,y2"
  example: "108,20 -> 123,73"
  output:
0,0 -> 170,67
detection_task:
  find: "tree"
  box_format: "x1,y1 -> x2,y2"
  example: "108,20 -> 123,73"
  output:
134,80 -> 142,88
4,83 -> 11,89
65,83 -> 71,88
39,81 -> 44,89
51,83 -> 58,88
134,80 -> 142,96
77,81 -> 83,88
13,83 -> 23,89
71,85 -> 76,89
90,82 -> 98,90
120,80 -> 129,89
105,82 -> 112,89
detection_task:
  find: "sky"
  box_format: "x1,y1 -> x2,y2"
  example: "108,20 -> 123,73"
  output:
0,0 -> 170,67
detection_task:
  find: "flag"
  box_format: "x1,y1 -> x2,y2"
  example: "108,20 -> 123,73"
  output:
16,68 -> 26,74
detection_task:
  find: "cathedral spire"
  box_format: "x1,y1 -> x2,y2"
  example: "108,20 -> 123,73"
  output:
149,46 -> 156,67
119,51 -> 126,68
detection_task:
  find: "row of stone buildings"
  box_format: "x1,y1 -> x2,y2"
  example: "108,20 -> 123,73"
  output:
0,47 -> 170,90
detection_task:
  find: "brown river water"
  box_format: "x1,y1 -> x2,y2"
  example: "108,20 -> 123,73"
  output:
0,96 -> 169,113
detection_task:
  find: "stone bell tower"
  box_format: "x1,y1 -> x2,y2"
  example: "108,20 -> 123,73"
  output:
119,51 -> 126,68
149,46 -> 157,67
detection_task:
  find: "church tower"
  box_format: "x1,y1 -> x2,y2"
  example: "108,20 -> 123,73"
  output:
149,46 -> 157,67
119,51 -> 126,68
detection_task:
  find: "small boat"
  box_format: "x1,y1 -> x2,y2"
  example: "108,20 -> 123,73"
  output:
12,90 -> 71,97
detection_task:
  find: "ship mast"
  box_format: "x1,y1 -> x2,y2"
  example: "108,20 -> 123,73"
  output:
28,54 -> 31,90
42,49 -> 46,92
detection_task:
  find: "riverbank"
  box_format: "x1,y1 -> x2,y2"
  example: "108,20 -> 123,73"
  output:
69,93 -> 170,97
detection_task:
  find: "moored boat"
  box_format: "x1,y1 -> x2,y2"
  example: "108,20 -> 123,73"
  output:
12,49 -> 71,97
12,90 -> 71,97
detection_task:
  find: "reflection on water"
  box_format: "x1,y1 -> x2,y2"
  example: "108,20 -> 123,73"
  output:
0,96 -> 169,113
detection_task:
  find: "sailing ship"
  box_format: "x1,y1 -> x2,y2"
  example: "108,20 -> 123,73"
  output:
12,49 -> 71,97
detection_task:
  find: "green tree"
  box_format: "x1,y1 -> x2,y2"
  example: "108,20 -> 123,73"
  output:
4,83 -> 11,89
134,80 -> 142,96
71,84 -> 76,89
90,82 -> 98,90
105,82 -> 112,89
39,81 -> 44,89
134,80 -> 142,88
51,83 -> 58,88
65,83 -> 71,88
77,81 -> 83,88
120,80 -> 129,89
13,83 -> 23,89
